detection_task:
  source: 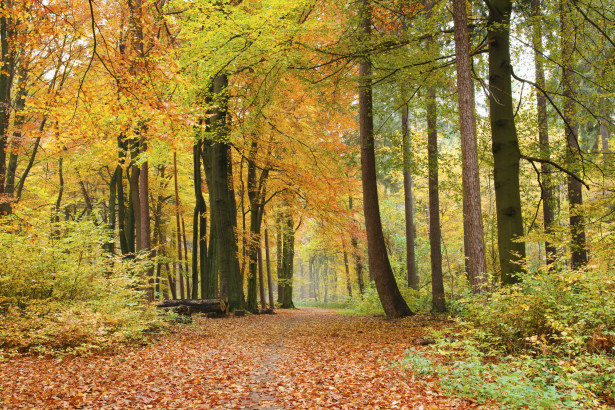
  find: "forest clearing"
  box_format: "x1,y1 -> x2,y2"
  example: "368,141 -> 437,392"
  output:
1,0 -> 615,407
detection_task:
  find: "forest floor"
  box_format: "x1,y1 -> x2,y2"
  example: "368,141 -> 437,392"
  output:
0,308 -> 487,409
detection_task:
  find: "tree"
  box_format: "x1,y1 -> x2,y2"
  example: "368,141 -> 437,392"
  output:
485,0 -> 526,283
560,0 -> 588,269
358,0 -> 412,319
452,0 -> 487,291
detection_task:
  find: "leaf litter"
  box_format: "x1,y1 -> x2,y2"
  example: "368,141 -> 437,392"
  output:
0,308 -> 484,409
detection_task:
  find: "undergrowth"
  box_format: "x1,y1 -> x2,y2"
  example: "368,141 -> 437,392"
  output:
402,266 -> 615,408
0,213 -> 163,356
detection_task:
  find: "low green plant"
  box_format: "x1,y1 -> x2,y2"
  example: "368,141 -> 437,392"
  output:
401,340 -> 603,409
0,213 -> 162,355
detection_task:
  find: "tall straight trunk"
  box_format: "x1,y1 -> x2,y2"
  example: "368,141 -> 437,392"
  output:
486,0 -> 526,283
129,143 -> 141,252
264,226 -> 275,309
280,205 -> 295,308
276,211 -> 284,303
453,0 -> 488,290
0,14 -> 14,216
426,87 -> 446,312
258,240 -> 266,310
202,140 -> 219,298
4,79 -> 26,209
532,0 -> 557,266
116,165 -> 130,255
348,196 -> 364,295
139,140 -> 153,300
560,0 -> 588,268
402,103 -> 419,290
106,166 -> 121,254
343,244 -> 353,298
212,74 -> 244,310
358,0 -> 412,318
173,152 -> 185,299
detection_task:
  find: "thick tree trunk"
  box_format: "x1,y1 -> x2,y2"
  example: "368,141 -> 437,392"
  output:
452,0 -> 488,291
264,227 -> 275,309
532,0 -> 557,267
426,87 -> 446,312
358,0 -> 412,318
560,0 -> 588,268
486,0 -> 526,283
402,103 -> 419,290
212,74 -> 244,310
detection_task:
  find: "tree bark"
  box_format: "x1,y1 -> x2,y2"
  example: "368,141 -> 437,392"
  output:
211,74 -> 244,310
402,103 -> 419,290
560,0 -> 588,268
426,86 -> 446,312
0,13 -> 15,216
280,205 -> 295,309
264,226 -> 275,309
358,0 -> 412,318
453,0 -> 488,291
532,0 -> 557,267
486,0 -> 526,283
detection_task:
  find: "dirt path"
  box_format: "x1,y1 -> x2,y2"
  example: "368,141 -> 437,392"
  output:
0,308 -> 477,409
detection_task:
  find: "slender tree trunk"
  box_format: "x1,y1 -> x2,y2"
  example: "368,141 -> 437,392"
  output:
0,14 -> 15,216
280,205 -> 295,309
402,103 -> 419,290
3,79 -> 26,211
129,143 -> 141,251
139,140 -> 153,300
453,0 -> 488,291
276,210 -> 284,303
348,196 -> 365,295
358,0 -> 412,318
258,239 -> 267,310
486,0 -> 526,283
106,166 -> 121,254
560,0 -> 588,268
532,0 -> 557,267
343,244 -> 353,298
426,87 -> 446,312
264,226 -> 275,309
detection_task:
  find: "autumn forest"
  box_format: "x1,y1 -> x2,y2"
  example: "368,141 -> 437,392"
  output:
0,0 -> 614,407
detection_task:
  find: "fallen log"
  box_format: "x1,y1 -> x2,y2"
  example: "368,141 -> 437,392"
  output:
156,299 -> 227,316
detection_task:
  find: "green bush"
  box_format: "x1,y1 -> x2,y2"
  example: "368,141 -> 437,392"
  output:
0,215 -> 161,355
452,268 -> 615,355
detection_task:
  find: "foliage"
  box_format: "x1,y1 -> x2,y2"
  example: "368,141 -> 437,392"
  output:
343,285 -> 431,315
451,267 -> 615,356
294,300 -> 349,309
402,340 -> 608,408
0,212 -> 161,355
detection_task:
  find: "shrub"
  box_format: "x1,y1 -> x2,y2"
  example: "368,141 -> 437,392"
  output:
0,214 -> 161,355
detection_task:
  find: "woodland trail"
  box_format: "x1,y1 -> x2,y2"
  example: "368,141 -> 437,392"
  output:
1,308 -> 482,409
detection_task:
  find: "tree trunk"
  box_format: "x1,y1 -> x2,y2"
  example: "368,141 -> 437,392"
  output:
264,226 -> 275,309
0,14 -> 15,216
343,244 -> 353,298
453,0 -> 488,291
486,0 -> 526,283
532,0 -> 557,267
358,0 -> 412,318
280,206 -> 295,309
402,103 -> 419,290
560,0 -> 588,268
212,74 -> 244,310
426,86 -> 446,312
139,140 -> 153,300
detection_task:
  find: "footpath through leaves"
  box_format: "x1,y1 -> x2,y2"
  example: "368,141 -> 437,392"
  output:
0,308 -> 478,409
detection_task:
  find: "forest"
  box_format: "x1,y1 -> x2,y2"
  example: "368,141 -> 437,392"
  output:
0,0 -> 614,407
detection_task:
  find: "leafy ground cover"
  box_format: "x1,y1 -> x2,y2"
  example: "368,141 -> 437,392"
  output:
0,308 -> 478,409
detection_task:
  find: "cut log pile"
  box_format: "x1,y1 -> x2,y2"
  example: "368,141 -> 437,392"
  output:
157,299 -> 227,316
